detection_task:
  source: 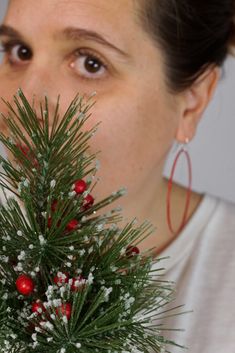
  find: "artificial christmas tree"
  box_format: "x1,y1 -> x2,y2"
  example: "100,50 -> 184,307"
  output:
0,89 -> 184,353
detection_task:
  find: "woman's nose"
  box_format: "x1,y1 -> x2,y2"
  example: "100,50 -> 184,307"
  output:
17,64 -> 60,119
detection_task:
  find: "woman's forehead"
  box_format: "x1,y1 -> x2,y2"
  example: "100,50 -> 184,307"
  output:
3,0 -> 150,64
7,0 -> 138,22
6,0 -> 142,44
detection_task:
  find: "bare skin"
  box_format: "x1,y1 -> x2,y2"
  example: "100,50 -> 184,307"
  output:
0,0 -> 220,254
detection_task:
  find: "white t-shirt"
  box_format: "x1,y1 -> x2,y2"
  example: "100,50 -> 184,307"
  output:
153,193 -> 235,353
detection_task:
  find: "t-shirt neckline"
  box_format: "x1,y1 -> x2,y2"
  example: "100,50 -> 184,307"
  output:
155,193 -> 218,271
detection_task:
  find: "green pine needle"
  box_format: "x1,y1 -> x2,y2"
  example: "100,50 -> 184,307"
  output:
0,89 -> 186,353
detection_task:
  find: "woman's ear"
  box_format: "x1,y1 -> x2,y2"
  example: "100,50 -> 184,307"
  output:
175,65 -> 221,143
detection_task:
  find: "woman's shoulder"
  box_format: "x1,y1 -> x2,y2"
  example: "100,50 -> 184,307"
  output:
184,192 -> 235,235
156,192 -> 235,270
199,194 -> 235,257
207,193 -> 235,229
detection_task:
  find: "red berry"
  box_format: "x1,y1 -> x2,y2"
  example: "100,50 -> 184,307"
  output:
32,301 -> 45,314
83,194 -> 94,210
53,272 -> 69,286
126,245 -> 140,257
16,274 -> 34,296
74,179 -> 87,194
56,303 -> 72,320
51,200 -> 58,212
47,217 -> 61,229
47,217 -> 52,228
71,275 -> 85,292
32,158 -> 39,168
17,143 -> 30,156
66,219 -> 79,232
16,143 -> 38,167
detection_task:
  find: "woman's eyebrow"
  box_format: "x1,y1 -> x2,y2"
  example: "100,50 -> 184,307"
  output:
0,24 -> 24,41
0,24 -> 131,61
58,27 -> 131,60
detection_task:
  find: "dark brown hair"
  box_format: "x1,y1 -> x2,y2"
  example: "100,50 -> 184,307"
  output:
136,0 -> 235,93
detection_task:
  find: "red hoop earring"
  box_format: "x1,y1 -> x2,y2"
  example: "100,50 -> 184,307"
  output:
166,139 -> 192,236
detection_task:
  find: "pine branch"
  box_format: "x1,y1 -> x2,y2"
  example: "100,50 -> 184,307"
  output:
0,89 -> 186,353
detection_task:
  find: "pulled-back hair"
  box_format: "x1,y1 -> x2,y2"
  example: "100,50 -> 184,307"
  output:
136,0 -> 235,93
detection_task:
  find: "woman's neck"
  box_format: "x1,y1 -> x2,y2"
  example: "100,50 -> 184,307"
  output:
110,178 -> 204,256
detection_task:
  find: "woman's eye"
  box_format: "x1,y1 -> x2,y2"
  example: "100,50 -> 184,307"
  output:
70,50 -> 108,80
0,41 -> 32,65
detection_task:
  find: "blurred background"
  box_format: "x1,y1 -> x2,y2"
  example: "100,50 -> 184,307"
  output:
0,0 -> 235,203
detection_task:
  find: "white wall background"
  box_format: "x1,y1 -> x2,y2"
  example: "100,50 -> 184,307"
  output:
0,1 -> 7,21
0,0 -> 235,203
163,55 -> 235,204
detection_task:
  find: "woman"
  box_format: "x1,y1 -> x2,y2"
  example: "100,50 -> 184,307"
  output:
0,0 -> 234,352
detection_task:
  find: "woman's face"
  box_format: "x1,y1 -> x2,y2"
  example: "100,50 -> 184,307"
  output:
0,0 -> 181,214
